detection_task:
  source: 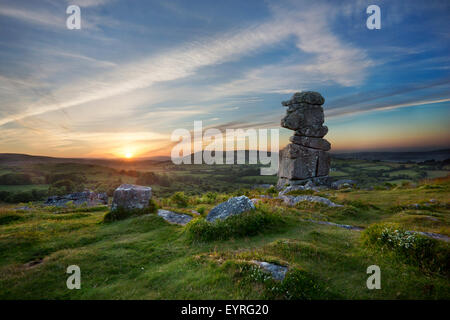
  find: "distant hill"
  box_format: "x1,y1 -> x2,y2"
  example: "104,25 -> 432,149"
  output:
0,153 -> 166,168
1,149 -> 449,167
332,149 -> 450,162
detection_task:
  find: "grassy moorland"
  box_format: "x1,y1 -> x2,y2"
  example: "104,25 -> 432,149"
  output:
0,175 -> 449,299
0,155 -> 449,200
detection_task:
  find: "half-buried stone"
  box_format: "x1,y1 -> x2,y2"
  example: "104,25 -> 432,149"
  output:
252,261 -> 288,281
206,195 -> 255,222
157,209 -> 192,226
111,184 -> 152,211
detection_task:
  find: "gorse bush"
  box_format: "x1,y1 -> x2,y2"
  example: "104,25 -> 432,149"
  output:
186,208 -> 285,241
103,199 -> 158,222
362,223 -> 449,275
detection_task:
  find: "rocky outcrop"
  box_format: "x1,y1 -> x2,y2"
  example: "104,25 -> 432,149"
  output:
206,195 -> 255,222
111,184 -> 152,211
45,190 -> 108,207
278,91 -> 331,189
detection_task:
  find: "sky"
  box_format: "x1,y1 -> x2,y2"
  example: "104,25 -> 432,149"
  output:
0,0 -> 449,159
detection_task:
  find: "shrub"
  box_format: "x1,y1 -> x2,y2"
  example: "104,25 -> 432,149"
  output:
103,199 -> 158,222
186,208 -> 285,241
170,191 -> 189,207
362,223 -> 449,275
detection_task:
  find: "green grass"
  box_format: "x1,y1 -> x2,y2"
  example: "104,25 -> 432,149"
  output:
0,159 -> 449,299
0,177 -> 449,300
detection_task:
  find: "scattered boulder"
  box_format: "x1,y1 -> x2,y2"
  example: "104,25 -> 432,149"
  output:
278,185 -> 305,196
45,190 -> 108,207
251,260 -> 288,281
331,179 -> 357,190
279,195 -> 342,207
157,209 -> 192,225
111,184 -> 152,211
206,195 -> 255,222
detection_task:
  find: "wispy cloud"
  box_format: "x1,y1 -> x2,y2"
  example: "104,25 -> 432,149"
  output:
327,98 -> 450,119
0,3 -> 371,126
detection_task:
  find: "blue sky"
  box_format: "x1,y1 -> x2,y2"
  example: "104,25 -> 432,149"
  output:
0,0 -> 449,158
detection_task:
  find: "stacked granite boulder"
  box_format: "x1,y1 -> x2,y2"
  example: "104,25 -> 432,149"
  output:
277,91 -> 331,188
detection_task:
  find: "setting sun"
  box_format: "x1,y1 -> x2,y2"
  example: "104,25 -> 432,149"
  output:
125,152 -> 133,159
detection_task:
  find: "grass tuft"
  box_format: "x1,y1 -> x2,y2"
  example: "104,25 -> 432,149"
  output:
186,208 -> 286,242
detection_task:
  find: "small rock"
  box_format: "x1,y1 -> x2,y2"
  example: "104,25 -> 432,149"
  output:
252,260 -> 288,281
331,179 -> 356,190
206,196 -> 255,222
157,209 -> 193,225
278,185 -> 305,196
45,190 -> 108,208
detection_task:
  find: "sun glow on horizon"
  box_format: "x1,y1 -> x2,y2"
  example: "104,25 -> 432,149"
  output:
124,152 -> 133,159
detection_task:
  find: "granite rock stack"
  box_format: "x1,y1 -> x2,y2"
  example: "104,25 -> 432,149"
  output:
277,91 -> 331,188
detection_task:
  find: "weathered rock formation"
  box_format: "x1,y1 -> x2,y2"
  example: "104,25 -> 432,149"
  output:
45,190 -> 108,207
111,184 -> 152,211
277,91 -> 331,189
206,195 -> 255,222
